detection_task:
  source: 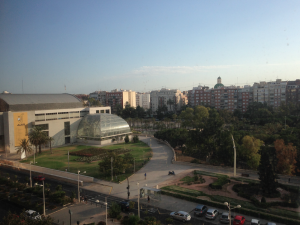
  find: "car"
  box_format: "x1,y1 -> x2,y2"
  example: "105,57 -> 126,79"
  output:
33,175 -> 45,181
219,212 -> 234,224
251,219 -> 260,225
266,223 -> 276,225
194,204 -> 208,217
233,215 -> 246,225
205,208 -> 219,220
170,211 -> 191,222
118,201 -> 130,211
24,210 -> 41,220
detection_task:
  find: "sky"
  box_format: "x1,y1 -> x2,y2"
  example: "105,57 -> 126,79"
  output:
0,0 -> 300,94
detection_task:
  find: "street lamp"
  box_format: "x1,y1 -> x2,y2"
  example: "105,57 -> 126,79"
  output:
231,135 -> 237,177
42,180 -> 45,216
137,182 -> 140,218
77,170 -> 86,203
30,161 -> 33,187
105,198 -> 108,225
224,202 -> 241,224
111,157 -> 114,181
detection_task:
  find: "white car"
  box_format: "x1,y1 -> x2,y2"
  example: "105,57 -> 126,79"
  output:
24,210 -> 41,220
251,219 -> 261,225
170,211 -> 191,222
205,208 -> 219,220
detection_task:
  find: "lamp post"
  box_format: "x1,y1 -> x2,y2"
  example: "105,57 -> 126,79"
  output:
231,135 -> 237,177
77,170 -> 86,203
105,197 -> 107,225
42,180 -> 45,216
137,182 -> 140,218
224,202 -> 241,224
30,161 -> 33,187
111,157 -> 113,181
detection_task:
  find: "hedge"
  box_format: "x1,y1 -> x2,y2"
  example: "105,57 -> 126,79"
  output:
161,190 -> 300,225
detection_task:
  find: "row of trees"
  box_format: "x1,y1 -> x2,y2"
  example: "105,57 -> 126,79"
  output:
17,126 -> 54,158
154,102 -> 300,176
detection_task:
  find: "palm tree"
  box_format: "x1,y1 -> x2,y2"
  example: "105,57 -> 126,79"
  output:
29,126 -> 48,154
16,139 -> 33,159
48,136 -> 54,154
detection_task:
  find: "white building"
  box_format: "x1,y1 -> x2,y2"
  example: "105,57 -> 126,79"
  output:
0,93 -> 115,154
150,88 -> 186,113
136,93 -> 150,109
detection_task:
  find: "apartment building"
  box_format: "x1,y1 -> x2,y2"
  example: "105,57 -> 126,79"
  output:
106,89 -> 136,113
136,92 -> 150,109
150,88 -> 186,113
238,85 -> 253,113
253,79 -> 287,108
89,91 -> 107,106
286,79 -> 300,106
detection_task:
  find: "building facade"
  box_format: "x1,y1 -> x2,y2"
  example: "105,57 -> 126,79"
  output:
136,92 -> 150,109
106,89 -> 136,113
286,79 -> 300,106
0,93 -> 111,154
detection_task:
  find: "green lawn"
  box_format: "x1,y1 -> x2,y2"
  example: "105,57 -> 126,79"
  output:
20,141 -> 152,182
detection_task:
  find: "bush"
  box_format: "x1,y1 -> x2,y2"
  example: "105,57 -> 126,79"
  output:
133,135 -> 139,143
97,222 -> 106,225
191,159 -> 200,164
165,217 -> 173,223
194,175 -> 199,181
122,215 -> 139,225
261,196 -> 266,203
125,135 -> 129,143
56,185 -> 62,191
108,202 -> 121,218
209,177 -> 229,189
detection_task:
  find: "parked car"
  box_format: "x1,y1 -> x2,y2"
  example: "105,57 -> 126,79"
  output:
219,212 -> 233,223
194,204 -> 208,217
118,200 -> 130,211
205,208 -> 219,220
33,175 -> 45,181
170,211 -> 191,222
233,215 -> 246,225
24,210 -> 41,220
266,223 -> 276,225
251,219 -> 260,225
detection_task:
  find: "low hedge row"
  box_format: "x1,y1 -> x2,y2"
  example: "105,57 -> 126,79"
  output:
209,176 -> 230,189
161,190 -> 300,225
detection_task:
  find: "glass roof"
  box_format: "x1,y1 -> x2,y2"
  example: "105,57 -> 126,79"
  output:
77,114 -> 131,139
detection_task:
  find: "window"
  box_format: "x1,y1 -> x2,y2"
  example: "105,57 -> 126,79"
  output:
64,121 -> 70,136
96,110 -> 99,113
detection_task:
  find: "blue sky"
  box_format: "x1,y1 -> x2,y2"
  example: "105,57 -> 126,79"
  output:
1,0 -> 300,94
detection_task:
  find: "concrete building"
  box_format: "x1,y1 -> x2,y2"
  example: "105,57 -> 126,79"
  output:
253,79 -> 287,108
0,93 -> 117,155
136,92 -> 150,109
150,88 -> 186,113
89,91 -> 107,106
106,89 -> 136,113
286,79 -> 300,106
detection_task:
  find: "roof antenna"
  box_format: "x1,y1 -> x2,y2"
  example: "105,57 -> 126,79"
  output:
22,78 -> 24,94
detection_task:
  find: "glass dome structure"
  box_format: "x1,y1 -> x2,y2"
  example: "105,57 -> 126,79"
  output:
77,114 -> 131,139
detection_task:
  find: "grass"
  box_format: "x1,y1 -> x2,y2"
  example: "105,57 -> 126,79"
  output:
180,176 -> 195,183
194,170 -> 227,179
20,141 -> 152,182
230,177 -> 259,184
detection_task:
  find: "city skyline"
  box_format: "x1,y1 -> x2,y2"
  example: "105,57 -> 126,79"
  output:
1,0 -> 300,94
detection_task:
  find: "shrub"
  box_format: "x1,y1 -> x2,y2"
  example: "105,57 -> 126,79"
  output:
194,175 -> 199,181
125,135 -> 129,144
209,176 -> 229,189
165,217 -> 173,223
122,215 -> 139,225
117,214 -> 122,220
129,201 -> 135,209
261,196 -> 266,203
56,185 -> 62,191
108,202 -> 121,218
191,159 -> 200,164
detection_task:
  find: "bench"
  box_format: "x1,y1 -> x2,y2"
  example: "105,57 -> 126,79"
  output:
241,173 -> 250,177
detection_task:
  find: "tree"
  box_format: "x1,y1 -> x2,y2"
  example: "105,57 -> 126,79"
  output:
179,106 -> 209,130
16,139 -> 33,159
136,105 -> 146,118
48,136 -> 54,154
124,134 -> 129,143
0,210 -> 53,225
108,202 -> 121,218
241,136 -> 263,170
122,104 -> 137,118
29,126 -> 48,154
274,139 -> 297,175
88,97 -> 102,106
258,147 -> 278,196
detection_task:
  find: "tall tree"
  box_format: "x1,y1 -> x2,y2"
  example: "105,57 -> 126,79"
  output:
16,139 -> 33,159
48,136 -> 54,154
274,139 -> 297,175
29,126 -> 48,154
241,135 -> 263,170
258,147 -> 278,196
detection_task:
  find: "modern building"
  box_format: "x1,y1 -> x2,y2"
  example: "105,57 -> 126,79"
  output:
0,93 -> 118,155
89,91 -> 107,106
136,92 -> 150,109
150,88 -> 187,113
105,89 -> 136,113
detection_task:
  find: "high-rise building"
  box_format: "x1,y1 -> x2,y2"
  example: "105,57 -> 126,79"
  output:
106,89 -> 136,113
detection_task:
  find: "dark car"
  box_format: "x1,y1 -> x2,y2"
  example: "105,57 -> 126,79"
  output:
118,201 -> 130,211
33,175 -> 45,182
194,204 -> 208,217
